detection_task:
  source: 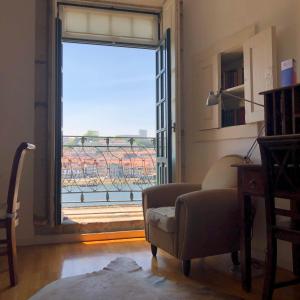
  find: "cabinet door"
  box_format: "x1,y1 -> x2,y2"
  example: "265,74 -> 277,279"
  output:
243,26 -> 277,123
197,54 -> 221,130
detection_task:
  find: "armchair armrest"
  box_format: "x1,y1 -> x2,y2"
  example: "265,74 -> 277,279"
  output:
174,188 -> 240,259
142,183 -> 201,241
142,183 -> 201,211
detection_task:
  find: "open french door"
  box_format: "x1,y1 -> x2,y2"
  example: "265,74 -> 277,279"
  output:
55,17 -> 63,224
156,29 -> 172,184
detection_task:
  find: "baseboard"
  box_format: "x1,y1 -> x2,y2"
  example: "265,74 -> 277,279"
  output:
17,230 -> 145,246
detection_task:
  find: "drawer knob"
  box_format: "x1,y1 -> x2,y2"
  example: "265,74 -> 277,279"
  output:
248,179 -> 257,189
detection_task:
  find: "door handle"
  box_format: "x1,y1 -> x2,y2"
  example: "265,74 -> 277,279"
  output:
171,122 -> 176,132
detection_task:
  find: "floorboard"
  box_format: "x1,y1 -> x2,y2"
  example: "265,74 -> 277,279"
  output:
0,239 -> 299,299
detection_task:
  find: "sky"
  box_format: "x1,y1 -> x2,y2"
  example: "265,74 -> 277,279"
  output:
62,42 -> 156,137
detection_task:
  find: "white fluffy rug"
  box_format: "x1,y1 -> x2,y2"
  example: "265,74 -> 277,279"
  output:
29,257 -> 241,300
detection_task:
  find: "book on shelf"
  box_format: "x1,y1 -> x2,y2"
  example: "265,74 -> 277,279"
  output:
222,107 -> 245,127
222,109 -> 234,127
221,67 -> 244,90
281,59 -> 297,87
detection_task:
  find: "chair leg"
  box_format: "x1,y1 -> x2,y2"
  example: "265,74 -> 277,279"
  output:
7,221 -> 18,286
151,244 -> 157,257
262,236 -> 277,300
231,251 -> 240,266
182,259 -> 191,277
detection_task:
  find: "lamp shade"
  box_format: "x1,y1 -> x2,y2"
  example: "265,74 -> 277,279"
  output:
206,91 -> 221,106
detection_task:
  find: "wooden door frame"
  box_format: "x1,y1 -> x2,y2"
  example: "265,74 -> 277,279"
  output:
48,0 -> 182,225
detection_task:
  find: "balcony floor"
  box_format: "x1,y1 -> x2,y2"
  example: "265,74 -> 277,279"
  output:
62,204 -> 144,224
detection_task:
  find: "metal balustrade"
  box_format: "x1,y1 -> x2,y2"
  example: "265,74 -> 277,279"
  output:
61,136 -> 156,207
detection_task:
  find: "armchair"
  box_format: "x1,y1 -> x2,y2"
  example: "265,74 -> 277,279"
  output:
142,155 -> 244,276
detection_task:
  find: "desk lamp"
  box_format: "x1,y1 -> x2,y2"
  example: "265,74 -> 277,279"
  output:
206,90 -> 265,162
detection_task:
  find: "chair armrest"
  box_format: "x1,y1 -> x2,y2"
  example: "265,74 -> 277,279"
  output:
142,183 -> 201,211
174,188 -> 240,259
142,183 -> 201,241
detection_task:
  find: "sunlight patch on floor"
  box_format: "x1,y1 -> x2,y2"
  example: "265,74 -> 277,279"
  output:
82,238 -> 145,245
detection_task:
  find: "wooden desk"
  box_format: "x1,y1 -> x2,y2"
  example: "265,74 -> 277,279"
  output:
233,163 -> 300,292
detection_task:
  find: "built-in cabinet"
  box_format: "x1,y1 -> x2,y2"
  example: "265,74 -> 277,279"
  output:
197,26 -> 277,131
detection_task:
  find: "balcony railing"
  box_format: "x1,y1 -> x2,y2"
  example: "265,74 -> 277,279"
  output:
62,136 -> 156,207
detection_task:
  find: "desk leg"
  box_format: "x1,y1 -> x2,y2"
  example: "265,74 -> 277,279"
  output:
292,245 -> 300,276
291,198 -> 300,276
240,193 -> 252,292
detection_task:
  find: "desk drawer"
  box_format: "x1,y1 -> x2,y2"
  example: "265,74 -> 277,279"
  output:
242,170 -> 264,195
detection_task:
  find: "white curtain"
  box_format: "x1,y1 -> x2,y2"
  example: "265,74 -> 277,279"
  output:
60,5 -> 159,46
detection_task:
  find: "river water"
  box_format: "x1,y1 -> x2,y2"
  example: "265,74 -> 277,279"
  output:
61,184 -> 153,207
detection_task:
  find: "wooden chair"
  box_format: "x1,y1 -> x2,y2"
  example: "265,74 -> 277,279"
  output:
0,142 -> 35,286
258,135 -> 300,300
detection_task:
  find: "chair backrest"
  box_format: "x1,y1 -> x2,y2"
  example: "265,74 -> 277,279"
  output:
258,135 -> 300,227
201,155 -> 245,190
7,143 -> 35,217
258,135 -> 300,194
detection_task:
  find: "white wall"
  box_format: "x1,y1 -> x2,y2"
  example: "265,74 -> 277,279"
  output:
182,0 -> 300,269
0,0 -> 35,242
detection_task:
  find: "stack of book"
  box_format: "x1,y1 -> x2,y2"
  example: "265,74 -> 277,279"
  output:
221,68 -> 244,89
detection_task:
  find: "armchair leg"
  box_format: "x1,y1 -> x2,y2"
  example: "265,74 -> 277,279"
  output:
151,244 -> 157,257
182,259 -> 191,277
231,251 -> 240,266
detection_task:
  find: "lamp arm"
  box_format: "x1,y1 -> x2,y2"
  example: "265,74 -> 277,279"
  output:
222,91 -> 264,107
244,125 -> 265,162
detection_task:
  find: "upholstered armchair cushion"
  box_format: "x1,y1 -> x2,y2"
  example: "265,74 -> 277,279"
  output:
146,206 -> 175,233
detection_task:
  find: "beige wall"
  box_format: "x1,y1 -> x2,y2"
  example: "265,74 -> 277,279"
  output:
0,0 -> 35,242
182,0 -> 300,269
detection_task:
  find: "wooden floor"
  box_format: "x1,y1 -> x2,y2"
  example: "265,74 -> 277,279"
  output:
0,239 -> 300,299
